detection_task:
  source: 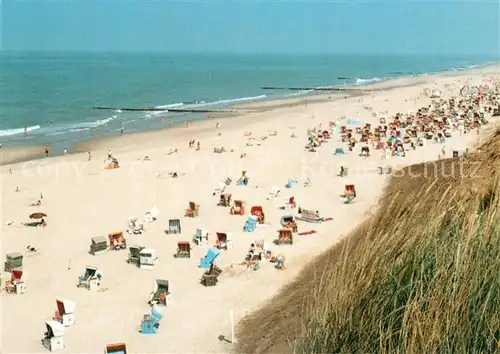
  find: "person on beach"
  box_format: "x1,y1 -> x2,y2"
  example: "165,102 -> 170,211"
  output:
63,148 -> 68,157
120,127 -> 124,135
108,149 -> 112,159
45,145 -> 49,157
196,141 -> 200,151
88,152 -> 92,161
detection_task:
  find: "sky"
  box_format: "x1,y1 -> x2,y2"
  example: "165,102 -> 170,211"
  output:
1,0 -> 499,55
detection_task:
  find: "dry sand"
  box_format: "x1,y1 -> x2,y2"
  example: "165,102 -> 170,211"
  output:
1,64 -> 498,353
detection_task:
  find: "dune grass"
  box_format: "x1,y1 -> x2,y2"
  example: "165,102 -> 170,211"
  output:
236,131 -> 500,354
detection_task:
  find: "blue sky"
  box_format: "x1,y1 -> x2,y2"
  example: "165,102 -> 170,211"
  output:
2,0 -> 499,55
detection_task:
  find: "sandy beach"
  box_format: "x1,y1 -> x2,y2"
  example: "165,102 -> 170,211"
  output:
1,64 -> 499,353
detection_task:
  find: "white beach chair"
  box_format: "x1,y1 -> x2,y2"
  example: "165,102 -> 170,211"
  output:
267,186 -> 280,200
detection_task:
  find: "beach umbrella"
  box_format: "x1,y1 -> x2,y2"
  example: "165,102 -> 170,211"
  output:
29,212 -> 47,219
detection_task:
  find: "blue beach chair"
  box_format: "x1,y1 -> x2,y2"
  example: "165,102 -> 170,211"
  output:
200,246 -> 220,269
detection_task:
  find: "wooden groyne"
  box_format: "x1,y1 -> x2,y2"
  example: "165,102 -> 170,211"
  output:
92,107 -> 241,113
261,86 -> 366,92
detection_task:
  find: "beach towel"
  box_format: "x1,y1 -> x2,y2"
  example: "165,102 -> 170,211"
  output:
299,230 -> 317,236
323,217 -> 334,222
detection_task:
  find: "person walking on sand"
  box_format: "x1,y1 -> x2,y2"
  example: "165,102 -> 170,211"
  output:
196,141 -> 200,151
45,145 -> 49,157
88,151 -> 92,161
63,148 -> 68,157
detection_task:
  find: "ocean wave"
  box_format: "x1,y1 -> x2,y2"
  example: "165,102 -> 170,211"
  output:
44,116 -> 116,137
154,102 -> 184,109
142,95 -> 267,119
284,89 -> 314,97
355,77 -> 382,85
68,116 -> 115,129
188,95 -> 267,108
0,124 -> 41,137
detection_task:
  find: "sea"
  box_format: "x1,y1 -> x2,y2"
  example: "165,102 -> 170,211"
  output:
0,52 -> 497,149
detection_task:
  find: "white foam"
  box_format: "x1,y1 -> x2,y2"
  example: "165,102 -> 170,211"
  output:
0,124 -> 41,137
355,77 -> 382,85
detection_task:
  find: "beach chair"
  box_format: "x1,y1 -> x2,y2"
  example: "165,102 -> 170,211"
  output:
175,241 -> 191,258
105,342 -> 127,354
5,269 -> 26,294
165,219 -> 181,234
108,232 -> 126,251
200,246 -> 220,269
127,245 -> 145,265
149,279 -> 172,307
278,229 -> 293,245
280,215 -> 298,232
341,184 -> 356,204
89,236 -> 108,255
201,262 -> 223,287
296,209 -> 321,223
201,273 -> 218,287
54,299 -> 76,327
237,176 -> 249,186
275,254 -> 286,270
185,202 -> 200,217
144,206 -> 159,223
217,193 -> 232,207
267,186 -> 281,200
244,216 -> 258,232
139,249 -> 158,269
251,206 -> 265,223
216,232 -> 233,250
285,177 -> 297,188
77,266 -> 102,291
193,228 -> 209,245
77,266 -> 102,290
140,307 -> 163,334
230,200 -> 245,215
42,320 -> 65,351
4,252 -> 23,272
335,148 -> 345,155
127,217 -> 144,235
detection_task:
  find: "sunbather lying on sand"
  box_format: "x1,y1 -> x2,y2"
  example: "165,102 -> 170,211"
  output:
244,132 -> 252,136
269,130 -> 278,136
26,245 -> 38,252
30,200 -> 42,207
168,172 -> 185,178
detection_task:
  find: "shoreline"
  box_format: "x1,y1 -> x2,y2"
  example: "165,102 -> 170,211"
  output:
1,62 -> 498,166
